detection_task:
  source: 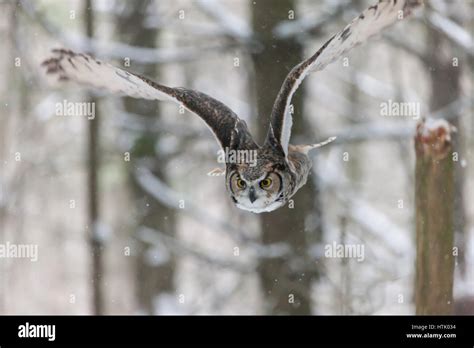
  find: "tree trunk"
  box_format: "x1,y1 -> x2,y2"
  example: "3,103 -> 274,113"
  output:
85,0 -> 104,315
251,0 -> 322,314
426,10 -> 465,273
413,4 -> 464,315
414,118 -> 455,315
115,0 -> 176,314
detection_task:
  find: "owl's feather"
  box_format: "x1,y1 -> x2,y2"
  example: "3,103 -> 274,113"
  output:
289,136 -> 337,155
41,49 -> 257,151
268,0 -> 422,156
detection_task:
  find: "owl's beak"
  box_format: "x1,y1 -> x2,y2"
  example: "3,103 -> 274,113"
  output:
249,187 -> 257,203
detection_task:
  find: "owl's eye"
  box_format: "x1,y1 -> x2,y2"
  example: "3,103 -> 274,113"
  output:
236,179 -> 247,189
260,177 -> 272,189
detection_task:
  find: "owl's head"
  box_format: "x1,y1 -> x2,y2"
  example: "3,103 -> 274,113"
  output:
226,154 -> 289,213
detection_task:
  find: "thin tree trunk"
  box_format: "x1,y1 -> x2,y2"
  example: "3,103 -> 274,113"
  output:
251,0 -> 322,314
426,11 -> 465,273
413,4 -> 464,315
116,0 -> 176,314
85,0 -> 104,315
414,119 -> 455,315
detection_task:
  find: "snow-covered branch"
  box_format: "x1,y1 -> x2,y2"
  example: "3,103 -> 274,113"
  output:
134,165 -> 247,239
137,226 -> 254,273
313,158 -> 413,264
195,0 -> 252,42
383,32 -> 430,65
332,96 -> 470,144
273,1 -> 351,40
21,0 -> 244,64
133,165 -> 293,259
426,11 -> 474,58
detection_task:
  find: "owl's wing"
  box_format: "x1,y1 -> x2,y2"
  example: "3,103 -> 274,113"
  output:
266,0 -> 422,156
42,49 -> 257,151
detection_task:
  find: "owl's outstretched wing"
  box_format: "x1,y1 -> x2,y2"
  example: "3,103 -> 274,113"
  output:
42,49 -> 257,151
266,0 -> 422,156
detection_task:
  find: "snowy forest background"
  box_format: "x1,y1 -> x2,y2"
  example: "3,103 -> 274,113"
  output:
0,0 -> 473,315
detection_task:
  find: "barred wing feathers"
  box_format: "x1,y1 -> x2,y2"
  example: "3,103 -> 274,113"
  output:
268,0 -> 422,156
42,49 -> 257,150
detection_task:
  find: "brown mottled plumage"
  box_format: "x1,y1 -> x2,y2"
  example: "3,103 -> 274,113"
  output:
41,0 -> 421,213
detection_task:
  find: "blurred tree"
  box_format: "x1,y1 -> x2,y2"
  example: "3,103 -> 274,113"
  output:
413,4 -> 467,314
425,6 -> 466,274
414,118 -> 455,315
116,0 -> 176,314
251,0 -> 323,314
85,0 -> 104,315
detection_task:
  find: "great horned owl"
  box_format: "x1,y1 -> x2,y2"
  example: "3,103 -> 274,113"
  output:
42,0 -> 421,213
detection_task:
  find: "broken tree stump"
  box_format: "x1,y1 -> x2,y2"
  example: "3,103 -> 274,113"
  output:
414,118 -> 456,315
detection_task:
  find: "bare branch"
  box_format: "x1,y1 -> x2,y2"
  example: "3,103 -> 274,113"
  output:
331,96 -> 471,144
133,164 -> 293,259
333,67 -> 423,103
312,160 -> 412,262
383,32 -> 430,65
273,0 -> 352,40
21,0 -> 244,64
137,226 -> 254,273
134,165 -> 244,236
195,0 -> 252,42
332,121 -> 414,144
425,11 -> 474,58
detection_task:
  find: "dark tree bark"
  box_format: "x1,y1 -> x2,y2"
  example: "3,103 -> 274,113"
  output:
414,119 -> 455,315
251,0 -> 323,314
426,17 -> 466,274
413,12 -> 465,313
116,0 -> 176,314
85,0 -> 104,315
428,28 -> 466,276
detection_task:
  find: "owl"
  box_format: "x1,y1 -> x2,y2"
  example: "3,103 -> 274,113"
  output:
41,0 -> 421,213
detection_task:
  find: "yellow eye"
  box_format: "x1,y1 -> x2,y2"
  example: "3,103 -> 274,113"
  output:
260,178 -> 272,189
236,179 -> 247,189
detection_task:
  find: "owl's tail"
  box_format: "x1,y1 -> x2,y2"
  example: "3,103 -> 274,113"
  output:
290,136 -> 337,154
